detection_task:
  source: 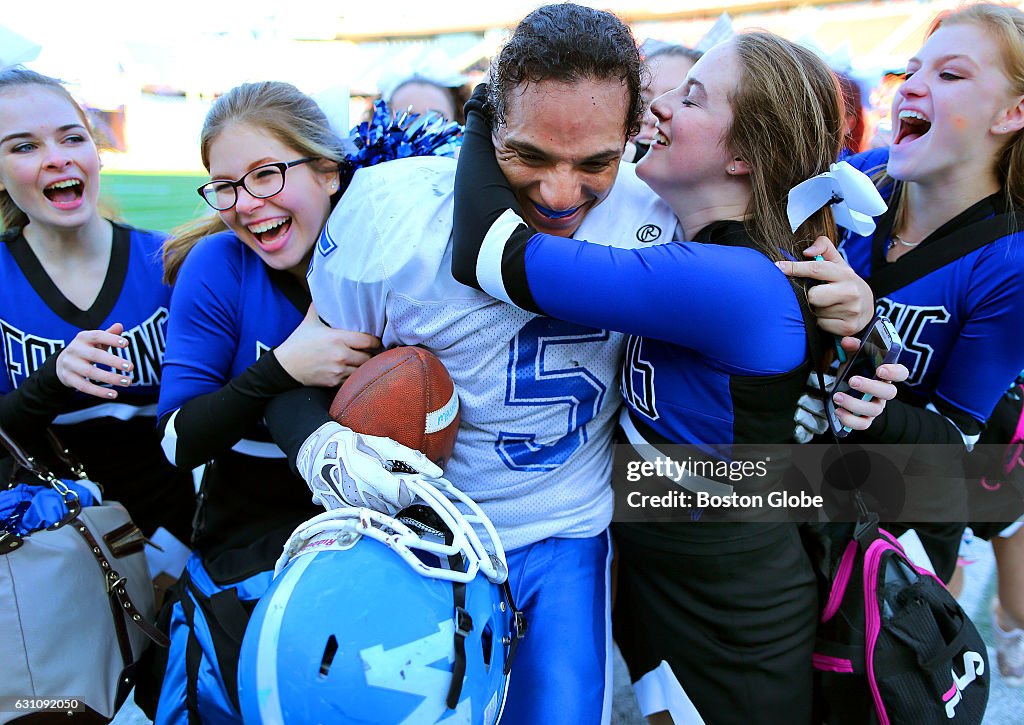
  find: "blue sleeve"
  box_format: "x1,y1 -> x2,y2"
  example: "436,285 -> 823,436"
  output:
158,235 -> 243,419
157,235 -> 299,468
449,96 -> 804,372
524,236 -> 807,373
844,147 -> 890,176
933,238 -> 1024,423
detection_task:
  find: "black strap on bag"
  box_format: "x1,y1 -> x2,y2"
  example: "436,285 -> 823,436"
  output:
44,427 -> 93,485
799,305 -> 878,541
867,211 -> 1024,299
192,584 -> 257,715
180,593 -> 205,724
0,422 -> 169,649
0,424 -> 82,529
801,310 -> 990,724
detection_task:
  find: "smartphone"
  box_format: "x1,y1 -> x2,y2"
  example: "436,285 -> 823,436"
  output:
826,315 -> 903,436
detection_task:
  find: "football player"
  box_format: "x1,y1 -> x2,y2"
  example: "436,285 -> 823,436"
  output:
450,30 -> 905,724
266,4 -> 898,723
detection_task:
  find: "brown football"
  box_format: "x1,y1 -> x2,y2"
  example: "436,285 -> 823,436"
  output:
329,346 -> 460,470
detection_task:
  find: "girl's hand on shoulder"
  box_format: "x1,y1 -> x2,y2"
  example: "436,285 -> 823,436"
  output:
276,305 -> 382,388
775,236 -> 874,337
55,323 -> 134,399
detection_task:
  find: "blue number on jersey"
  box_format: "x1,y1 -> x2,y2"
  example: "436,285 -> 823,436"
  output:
620,335 -> 658,420
496,318 -> 608,472
316,226 -> 337,257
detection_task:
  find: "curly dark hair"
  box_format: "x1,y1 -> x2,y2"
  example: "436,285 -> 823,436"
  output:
487,3 -> 645,141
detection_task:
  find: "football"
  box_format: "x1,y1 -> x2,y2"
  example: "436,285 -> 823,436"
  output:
329,346 -> 460,470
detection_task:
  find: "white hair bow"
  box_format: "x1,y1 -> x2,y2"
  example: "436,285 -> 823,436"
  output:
787,161 -> 888,236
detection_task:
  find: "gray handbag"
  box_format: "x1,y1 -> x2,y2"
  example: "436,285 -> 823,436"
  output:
0,425 -> 167,721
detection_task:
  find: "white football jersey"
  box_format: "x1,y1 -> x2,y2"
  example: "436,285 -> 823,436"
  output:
310,156 -> 679,550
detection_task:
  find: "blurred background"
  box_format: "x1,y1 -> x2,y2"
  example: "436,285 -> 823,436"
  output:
1,0 -> 985,232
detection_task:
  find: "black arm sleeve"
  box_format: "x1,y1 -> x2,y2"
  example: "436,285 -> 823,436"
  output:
862,398 -> 974,445
263,385 -> 335,475
0,353 -> 75,459
852,398 -> 969,518
158,351 -> 300,470
450,83 -> 525,289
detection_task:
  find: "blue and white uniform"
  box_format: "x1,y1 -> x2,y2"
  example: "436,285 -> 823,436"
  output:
455,215 -> 818,724
839,147 -> 1024,578
841,148 -> 1024,439
149,232 -> 318,725
158,230 -> 317,561
306,154 -> 680,725
449,109 -> 819,724
0,222 -> 193,539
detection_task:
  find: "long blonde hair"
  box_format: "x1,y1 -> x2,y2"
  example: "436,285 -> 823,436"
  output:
728,32 -> 844,264
883,3 -> 1024,227
163,81 -> 345,284
0,68 -> 96,231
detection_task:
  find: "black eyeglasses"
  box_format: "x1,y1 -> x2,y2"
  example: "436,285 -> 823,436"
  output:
197,157 -> 317,211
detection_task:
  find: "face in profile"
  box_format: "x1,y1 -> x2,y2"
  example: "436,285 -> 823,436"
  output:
205,122 -> 336,274
389,81 -> 457,121
0,85 -> 101,231
635,52 -> 697,146
492,77 -> 629,237
639,41 -> 741,201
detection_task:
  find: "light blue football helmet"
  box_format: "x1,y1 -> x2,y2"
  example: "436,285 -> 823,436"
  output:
238,477 -> 525,725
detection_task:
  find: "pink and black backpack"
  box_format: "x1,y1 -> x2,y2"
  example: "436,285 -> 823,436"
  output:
811,521 -> 989,724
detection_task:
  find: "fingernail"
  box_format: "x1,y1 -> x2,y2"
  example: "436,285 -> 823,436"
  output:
119,338 -> 128,347
107,391 -> 116,398
120,378 -> 130,386
122,362 -> 131,371
833,392 -> 846,404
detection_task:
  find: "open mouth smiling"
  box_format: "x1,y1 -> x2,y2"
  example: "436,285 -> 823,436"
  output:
894,109 -> 932,145
42,178 -> 83,206
247,217 -> 292,246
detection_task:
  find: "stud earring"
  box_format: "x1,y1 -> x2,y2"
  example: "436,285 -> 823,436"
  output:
729,166 -> 736,173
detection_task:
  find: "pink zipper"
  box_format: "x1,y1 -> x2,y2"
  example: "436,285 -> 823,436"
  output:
822,539 -> 858,623
812,653 -> 855,673
863,539 -> 891,725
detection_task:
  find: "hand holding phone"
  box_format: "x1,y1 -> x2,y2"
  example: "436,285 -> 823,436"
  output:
826,316 -> 903,436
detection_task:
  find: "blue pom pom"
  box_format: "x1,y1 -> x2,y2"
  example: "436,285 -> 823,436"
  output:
339,100 -> 462,183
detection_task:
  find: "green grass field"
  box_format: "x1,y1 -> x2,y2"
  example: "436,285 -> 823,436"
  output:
101,171 -> 210,233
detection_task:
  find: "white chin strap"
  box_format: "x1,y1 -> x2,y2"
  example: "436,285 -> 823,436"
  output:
276,476 -> 508,585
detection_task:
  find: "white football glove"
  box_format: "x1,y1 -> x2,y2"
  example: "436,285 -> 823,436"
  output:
296,421 -> 443,515
794,371 -> 836,444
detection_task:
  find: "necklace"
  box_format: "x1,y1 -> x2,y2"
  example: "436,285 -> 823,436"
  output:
888,233 -> 922,253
